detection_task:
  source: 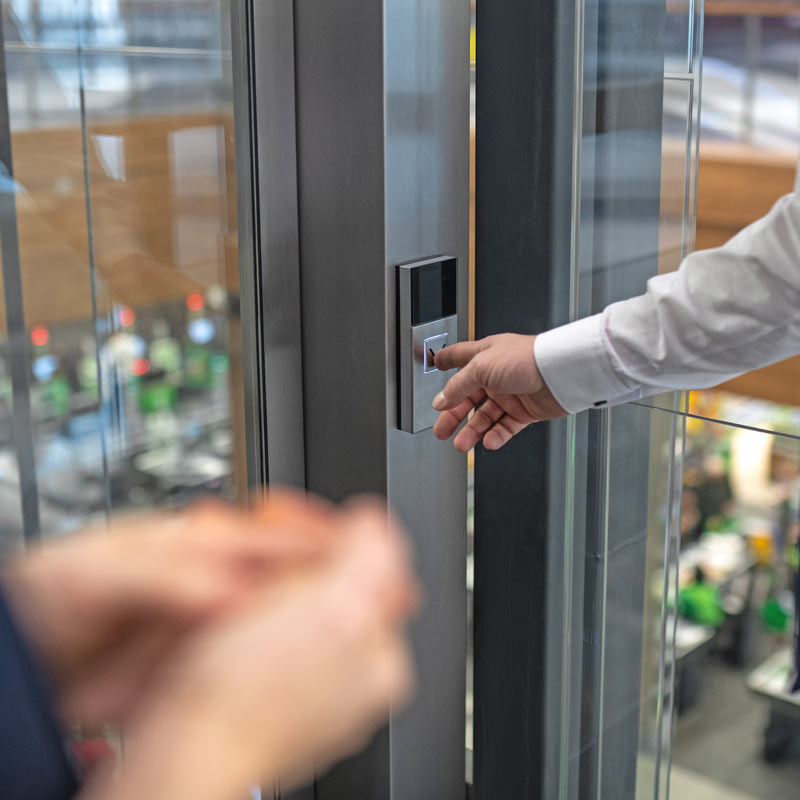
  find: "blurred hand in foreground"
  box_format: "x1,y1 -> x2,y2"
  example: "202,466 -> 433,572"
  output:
83,499 -> 418,800
2,492 -> 335,725
432,334 -> 567,452
1,491 -> 418,800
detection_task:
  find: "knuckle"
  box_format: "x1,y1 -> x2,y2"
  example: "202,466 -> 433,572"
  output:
472,354 -> 490,384
472,406 -> 492,427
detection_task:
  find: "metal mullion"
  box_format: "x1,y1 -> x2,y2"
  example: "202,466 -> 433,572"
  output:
0,10 -> 40,542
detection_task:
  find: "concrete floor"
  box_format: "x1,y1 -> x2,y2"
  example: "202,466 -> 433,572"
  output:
671,655 -> 800,800
670,765 -> 757,800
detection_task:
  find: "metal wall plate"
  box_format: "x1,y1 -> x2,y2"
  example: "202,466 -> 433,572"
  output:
399,317 -> 457,433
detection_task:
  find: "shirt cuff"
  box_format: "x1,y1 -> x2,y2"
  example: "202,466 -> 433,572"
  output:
534,314 -> 637,414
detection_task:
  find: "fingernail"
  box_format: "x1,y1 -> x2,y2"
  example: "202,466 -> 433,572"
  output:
433,392 -> 446,410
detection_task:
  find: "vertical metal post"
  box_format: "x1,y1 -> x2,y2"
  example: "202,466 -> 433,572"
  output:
293,0 -> 469,797
0,11 -> 41,541
473,0 -> 577,793
742,15 -> 761,144
229,0 -> 305,493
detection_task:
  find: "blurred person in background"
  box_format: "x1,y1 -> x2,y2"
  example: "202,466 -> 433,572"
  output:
0,491 -> 418,800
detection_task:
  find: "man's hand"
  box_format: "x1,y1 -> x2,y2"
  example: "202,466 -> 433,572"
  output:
82,500 -> 419,800
1,492 -> 335,725
432,334 -> 567,452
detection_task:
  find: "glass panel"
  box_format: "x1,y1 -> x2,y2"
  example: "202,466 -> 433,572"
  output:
568,401 -> 682,800
641,6 -> 703,418
660,78 -> 692,277
635,399 -> 684,800
559,0 -> 704,792
0,0 -> 243,553
669,413 -> 800,797
688,12 -> 800,437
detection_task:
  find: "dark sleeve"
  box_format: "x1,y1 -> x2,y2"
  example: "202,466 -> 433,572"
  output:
0,587 -> 79,800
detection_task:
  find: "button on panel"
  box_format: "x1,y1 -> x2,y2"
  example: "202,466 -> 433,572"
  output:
423,333 -> 448,373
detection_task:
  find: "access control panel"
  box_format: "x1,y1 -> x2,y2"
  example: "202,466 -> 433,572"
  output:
397,256 -> 458,433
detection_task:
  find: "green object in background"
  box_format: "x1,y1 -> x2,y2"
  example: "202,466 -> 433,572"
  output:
0,375 -> 12,406
705,513 -> 729,532
138,380 -> 177,414
183,344 -> 213,389
77,354 -> 98,398
45,375 -> 71,417
209,353 -> 229,375
761,597 -> 791,634
150,336 -> 182,377
679,581 -> 725,628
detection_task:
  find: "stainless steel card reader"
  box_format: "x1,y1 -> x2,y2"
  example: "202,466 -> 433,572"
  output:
397,256 -> 458,434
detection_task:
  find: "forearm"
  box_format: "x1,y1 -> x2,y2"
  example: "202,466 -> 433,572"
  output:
79,698 -> 277,800
536,192 -> 800,413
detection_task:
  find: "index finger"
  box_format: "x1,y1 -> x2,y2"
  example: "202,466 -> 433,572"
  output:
434,340 -> 484,372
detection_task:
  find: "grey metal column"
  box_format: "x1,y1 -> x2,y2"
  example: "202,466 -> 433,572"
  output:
472,0 -> 578,792
293,1 -> 470,798
230,0 -> 305,492
0,10 -> 41,541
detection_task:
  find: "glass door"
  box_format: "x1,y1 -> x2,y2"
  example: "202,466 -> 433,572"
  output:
0,0 -> 249,551
472,0 -> 704,797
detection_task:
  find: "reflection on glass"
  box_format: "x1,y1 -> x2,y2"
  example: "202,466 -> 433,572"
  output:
660,78 -> 693,277
701,14 -> 800,150
688,10 -> 800,437
0,0 -> 242,550
669,408 -> 800,797
634,400 -> 684,800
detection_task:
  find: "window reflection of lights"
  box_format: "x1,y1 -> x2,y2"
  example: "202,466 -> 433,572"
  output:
118,306 -> 135,328
186,293 -> 205,312
209,354 -> 229,374
188,317 -> 215,345
206,285 -> 227,311
130,357 -> 151,377
107,332 -> 146,365
92,134 -> 125,181
31,325 -> 50,347
33,354 -> 59,382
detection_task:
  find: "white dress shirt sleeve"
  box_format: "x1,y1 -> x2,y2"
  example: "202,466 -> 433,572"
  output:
534,192 -> 800,414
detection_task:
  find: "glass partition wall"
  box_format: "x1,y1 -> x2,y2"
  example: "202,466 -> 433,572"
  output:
0,0 -> 246,555
554,0 -> 705,795
473,0 -> 704,797
555,0 -> 704,789
556,0 -> 705,796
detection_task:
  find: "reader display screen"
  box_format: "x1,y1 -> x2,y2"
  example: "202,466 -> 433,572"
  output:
411,258 -> 457,326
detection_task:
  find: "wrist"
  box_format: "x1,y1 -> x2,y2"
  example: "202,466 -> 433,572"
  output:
102,689 -> 277,800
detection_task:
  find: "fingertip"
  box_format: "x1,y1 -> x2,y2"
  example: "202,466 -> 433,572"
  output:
453,434 -> 473,454
483,431 -> 504,450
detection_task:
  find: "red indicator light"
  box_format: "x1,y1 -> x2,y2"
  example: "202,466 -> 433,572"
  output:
186,293 -> 205,312
119,307 -> 135,328
130,357 -> 151,377
31,325 -> 50,347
